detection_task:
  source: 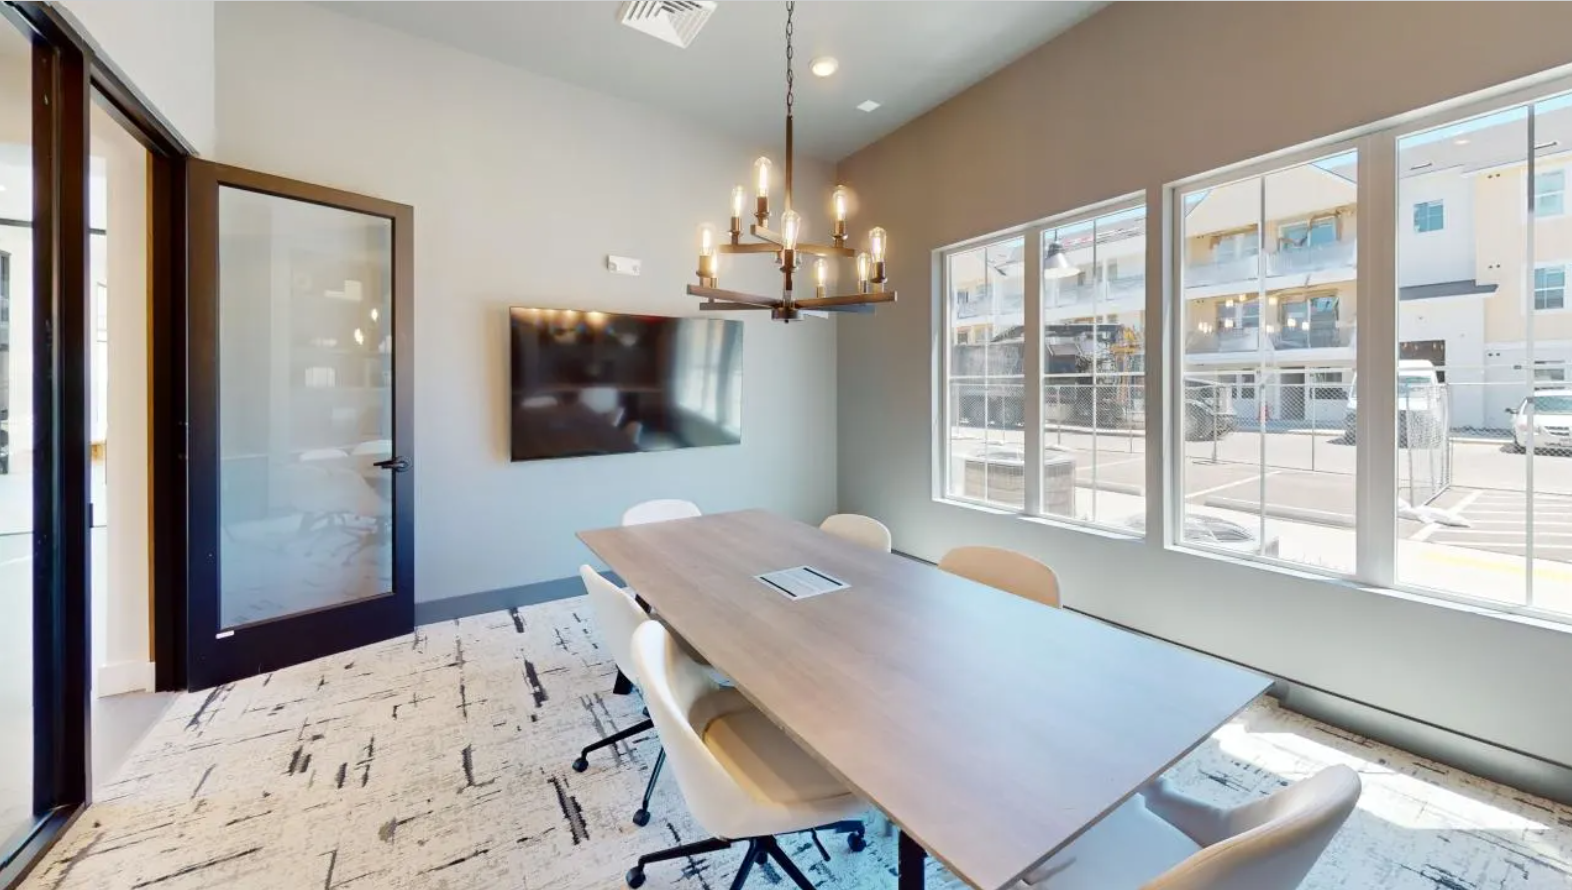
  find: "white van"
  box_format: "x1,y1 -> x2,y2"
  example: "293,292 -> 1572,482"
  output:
1344,359 -> 1444,446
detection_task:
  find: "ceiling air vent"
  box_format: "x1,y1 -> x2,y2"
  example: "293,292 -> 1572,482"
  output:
616,1 -> 717,49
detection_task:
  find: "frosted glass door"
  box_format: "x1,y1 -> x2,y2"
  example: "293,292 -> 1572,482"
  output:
216,187 -> 395,628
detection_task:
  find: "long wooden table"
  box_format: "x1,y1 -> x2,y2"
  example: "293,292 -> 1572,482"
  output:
578,510 -> 1269,890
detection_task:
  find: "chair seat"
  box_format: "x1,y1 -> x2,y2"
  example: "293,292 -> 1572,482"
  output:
1018,794 -> 1200,889
700,689 -> 853,808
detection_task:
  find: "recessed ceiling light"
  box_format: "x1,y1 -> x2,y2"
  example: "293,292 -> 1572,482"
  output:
856,100 -> 881,113
1454,138 -> 1470,145
810,56 -> 838,77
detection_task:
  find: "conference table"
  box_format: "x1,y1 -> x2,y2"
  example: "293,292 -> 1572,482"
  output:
578,510 -> 1270,890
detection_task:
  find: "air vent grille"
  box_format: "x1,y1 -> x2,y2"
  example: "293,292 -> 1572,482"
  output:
616,1 -> 717,49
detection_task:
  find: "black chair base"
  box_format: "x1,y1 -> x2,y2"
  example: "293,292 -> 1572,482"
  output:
572,716 -> 653,772
626,821 -> 866,890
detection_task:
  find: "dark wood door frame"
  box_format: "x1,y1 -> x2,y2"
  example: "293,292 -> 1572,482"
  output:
185,161 -> 415,690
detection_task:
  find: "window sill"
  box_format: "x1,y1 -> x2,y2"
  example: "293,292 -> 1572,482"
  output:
932,496 -> 1147,542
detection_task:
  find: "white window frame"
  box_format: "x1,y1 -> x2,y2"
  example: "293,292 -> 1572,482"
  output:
930,67 -> 1572,629
1533,261 -> 1568,312
935,193 -> 1147,533
1534,166 -> 1566,218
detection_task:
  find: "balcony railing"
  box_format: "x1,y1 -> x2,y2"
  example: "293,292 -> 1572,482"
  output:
1186,324 -> 1354,355
1183,241 -> 1357,290
1046,275 -> 1145,310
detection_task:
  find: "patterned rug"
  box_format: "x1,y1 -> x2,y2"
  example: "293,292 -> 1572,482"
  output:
21,598 -> 1572,890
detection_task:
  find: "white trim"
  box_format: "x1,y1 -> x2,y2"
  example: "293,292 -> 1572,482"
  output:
96,660 -> 156,697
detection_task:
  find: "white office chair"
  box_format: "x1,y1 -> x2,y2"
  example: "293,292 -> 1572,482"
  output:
819,513 -> 893,552
622,498 -> 702,526
1015,765 -> 1360,890
938,545 -> 1060,608
623,621 -> 867,889
570,566 -> 667,827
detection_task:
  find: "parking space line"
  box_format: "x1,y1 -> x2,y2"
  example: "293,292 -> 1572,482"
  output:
1185,470 -> 1282,499
1412,490 -> 1482,543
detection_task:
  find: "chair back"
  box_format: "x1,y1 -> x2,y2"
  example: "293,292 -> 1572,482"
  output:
629,621 -> 757,837
938,545 -> 1060,607
622,499 -> 702,526
820,513 -> 893,552
1151,765 -> 1361,890
579,565 -> 649,681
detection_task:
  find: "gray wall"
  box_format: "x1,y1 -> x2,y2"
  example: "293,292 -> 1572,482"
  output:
215,2 -> 838,602
836,2 -> 1572,766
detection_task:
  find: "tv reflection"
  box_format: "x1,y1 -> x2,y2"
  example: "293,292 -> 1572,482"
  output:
509,308 -> 745,462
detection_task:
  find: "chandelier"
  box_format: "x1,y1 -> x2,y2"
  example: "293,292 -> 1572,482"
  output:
689,1 -> 895,322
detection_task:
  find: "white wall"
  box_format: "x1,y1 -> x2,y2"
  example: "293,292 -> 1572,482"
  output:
214,2 -> 838,602
56,0 -> 215,156
1398,170 -> 1476,287
837,1 -> 1572,766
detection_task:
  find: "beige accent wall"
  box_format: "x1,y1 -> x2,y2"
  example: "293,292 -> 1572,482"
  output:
836,2 -> 1572,765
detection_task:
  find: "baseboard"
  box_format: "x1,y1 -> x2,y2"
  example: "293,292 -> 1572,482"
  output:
95,660 -> 156,697
414,571 -> 623,626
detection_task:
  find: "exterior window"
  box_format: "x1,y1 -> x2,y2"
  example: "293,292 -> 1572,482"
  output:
1213,230 -> 1257,261
1535,168 -> 1565,217
1178,147 -> 1359,574
1535,265 -> 1566,310
1413,200 -> 1444,233
1535,363 -> 1567,385
945,237 -> 1025,509
1279,217 -> 1337,250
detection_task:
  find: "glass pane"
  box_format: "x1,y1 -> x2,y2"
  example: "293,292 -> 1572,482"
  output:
0,16 -> 32,843
947,236 -> 1025,509
1531,95 -> 1572,616
1042,206 -> 1146,531
1395,103 -> 1530,609
218,187 -> 394,628
1179,148 -> 1359,573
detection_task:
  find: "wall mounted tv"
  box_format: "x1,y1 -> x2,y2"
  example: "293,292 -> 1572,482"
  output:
509,308 -> 744,462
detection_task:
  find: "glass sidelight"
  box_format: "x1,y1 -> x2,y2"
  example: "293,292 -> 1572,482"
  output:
188,163 -> 413,688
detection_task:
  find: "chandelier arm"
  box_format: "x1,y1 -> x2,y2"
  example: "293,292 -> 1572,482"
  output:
717,242 -> 781,255
794,291 -> 899,310
687,284 -> 784,309
794,242 -> 856,259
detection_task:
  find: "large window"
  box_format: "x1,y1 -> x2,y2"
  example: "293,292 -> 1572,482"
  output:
934,71 -> 1572,625
1177,148 -> 1359,574
1042,204 -> 1147,530
945,237 -> 1025,509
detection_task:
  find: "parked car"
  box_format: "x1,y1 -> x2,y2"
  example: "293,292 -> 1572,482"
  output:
1184,397 -> 1236,441
1343,359 -> 1445,446
1507,389 -> 1572,454
1123,512 -> 1281,557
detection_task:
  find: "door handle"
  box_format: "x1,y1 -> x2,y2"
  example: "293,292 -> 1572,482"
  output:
373,456 -> 411,473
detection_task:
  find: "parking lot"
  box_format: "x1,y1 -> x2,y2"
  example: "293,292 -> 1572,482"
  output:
948,423 -> 1572,602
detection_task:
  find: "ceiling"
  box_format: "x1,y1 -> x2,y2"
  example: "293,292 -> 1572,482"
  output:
315,1 -> 1106,161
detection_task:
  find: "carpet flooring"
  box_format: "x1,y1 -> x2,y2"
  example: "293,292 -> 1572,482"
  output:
20,597 -> 1572,890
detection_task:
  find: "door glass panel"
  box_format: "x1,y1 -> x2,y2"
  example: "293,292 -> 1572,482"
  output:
0,15 -> 33,844
218,187 -> 394,628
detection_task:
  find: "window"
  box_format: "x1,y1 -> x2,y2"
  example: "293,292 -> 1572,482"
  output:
1413,200 -> 1444,233
945,237 -> 1025,509
1534,168 -> 1565,217
1212,230 -> 1257,261
1534,362 -> 1566,385
1534,265 -> 1566,310
1042,203 -> 1147,530
1178,147 -> 1359,574
1279,217 -> 1337,250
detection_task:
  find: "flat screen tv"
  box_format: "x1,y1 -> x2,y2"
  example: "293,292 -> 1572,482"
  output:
509,308 -> 744,462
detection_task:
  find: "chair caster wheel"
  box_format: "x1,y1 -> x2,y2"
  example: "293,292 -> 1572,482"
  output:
626,868 -> 646,888
571,757 -> 588,773
848,832 -> 866,853
631,809 -> 650,827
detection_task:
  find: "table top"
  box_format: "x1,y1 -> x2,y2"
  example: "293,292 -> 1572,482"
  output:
578,510 -> 1269,890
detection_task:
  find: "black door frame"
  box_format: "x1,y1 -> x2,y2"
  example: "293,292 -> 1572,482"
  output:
184,161 -> 415,690
0,2 -> 190,885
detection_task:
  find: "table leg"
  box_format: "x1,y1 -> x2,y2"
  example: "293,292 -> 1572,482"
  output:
898,830 -> 926,890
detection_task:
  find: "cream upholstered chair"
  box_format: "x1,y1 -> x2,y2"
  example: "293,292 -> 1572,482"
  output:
621,498 -> 702,526
570,566 -> 667,827
938,545 -> 1060,608
623,621 -> 867,889
1014,765 -> 1360,890
819,513 -> 893,552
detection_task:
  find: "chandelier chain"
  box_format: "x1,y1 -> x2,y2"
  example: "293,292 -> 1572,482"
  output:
785,1 -> 795,118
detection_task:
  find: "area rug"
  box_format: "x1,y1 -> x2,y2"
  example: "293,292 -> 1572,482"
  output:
21,597 -> 1572,890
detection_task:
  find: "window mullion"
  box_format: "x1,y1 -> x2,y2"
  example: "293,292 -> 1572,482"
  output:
1023,226 -> 1045,517
1357,130 -> 1398,588
1149,187 -> 1172,550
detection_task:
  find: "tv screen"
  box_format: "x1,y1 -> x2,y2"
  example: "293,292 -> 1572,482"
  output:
509,308 -> 744,462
